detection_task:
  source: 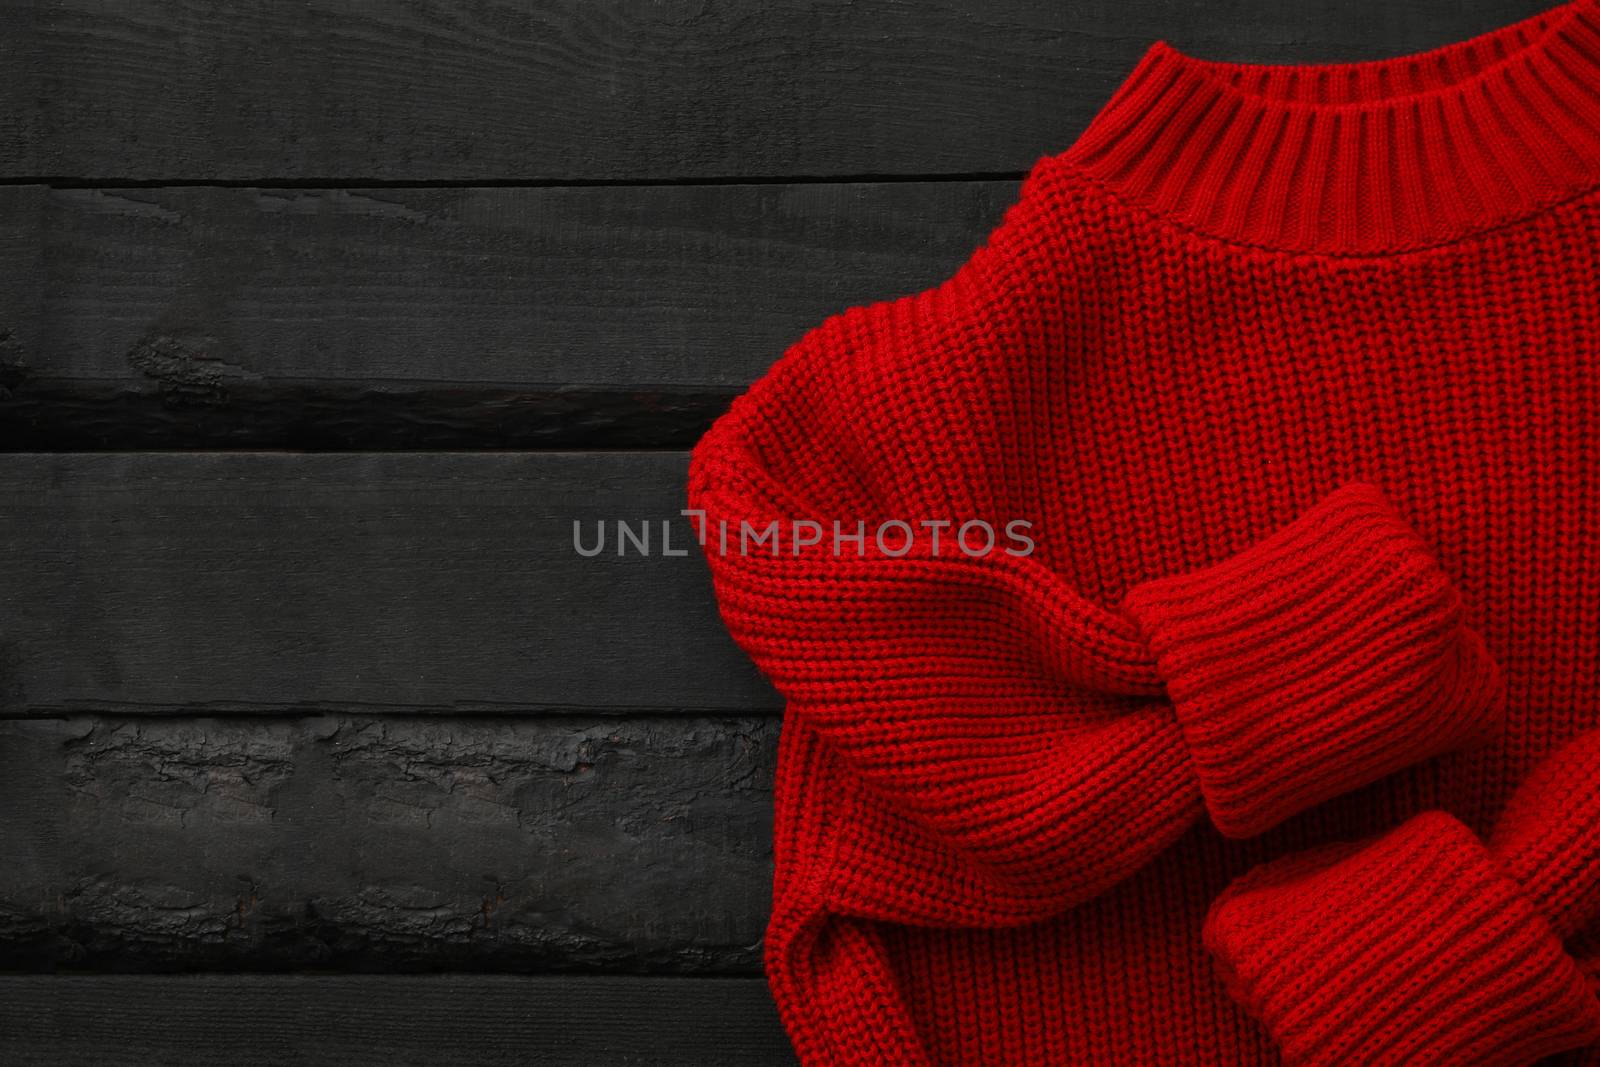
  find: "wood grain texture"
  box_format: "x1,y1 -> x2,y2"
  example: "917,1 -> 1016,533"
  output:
0,975 -> 796,1065
0,0 -> 1554,181
0,714 -> 775,971
0,452 -> 779,714
0,181 -> 1014,448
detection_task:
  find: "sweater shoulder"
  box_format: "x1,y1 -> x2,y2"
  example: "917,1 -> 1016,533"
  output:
693,153 -> 1103,478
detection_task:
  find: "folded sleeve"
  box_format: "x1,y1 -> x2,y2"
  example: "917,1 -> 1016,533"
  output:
1118,483 -> 1505,837
687,158 -> 1504,926
1204,728 -> 1600,1067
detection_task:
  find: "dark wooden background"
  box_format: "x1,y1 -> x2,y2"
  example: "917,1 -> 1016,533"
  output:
0,2 -> 1555,1063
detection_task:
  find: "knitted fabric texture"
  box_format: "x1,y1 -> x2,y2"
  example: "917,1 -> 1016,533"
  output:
1204,728 -> 1600,1066
686,1 -> 1600,1063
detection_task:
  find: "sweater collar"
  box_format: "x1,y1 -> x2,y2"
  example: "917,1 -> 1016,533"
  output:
1061,0 -> 1600,255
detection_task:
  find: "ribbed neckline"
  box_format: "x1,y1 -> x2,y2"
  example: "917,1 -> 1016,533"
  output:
1062,0 -> 1600,254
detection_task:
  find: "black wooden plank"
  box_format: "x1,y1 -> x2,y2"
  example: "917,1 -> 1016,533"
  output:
0,975 -> 796,1066
0,0 -> 1554,182
0,181 -> 1014,448
0,714 -> 774,971
0,185 -> 45,407
0,452 -> 779,714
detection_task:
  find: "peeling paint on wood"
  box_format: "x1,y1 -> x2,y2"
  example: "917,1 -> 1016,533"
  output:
0,714 -> 777,971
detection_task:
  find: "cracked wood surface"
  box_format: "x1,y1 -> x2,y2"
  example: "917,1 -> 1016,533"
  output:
0,714 -> 776,971
0,975 -> 796,1065
0,451 -> 778,714
0,181 -> 1014,448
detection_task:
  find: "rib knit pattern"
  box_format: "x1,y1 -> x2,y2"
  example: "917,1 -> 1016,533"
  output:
1067,0 -> 1600,254
685,1 -> 1600,1062
1204,730 -> 1600,1067
1491,729 -> 1600,937
1120,482 -> 1504,837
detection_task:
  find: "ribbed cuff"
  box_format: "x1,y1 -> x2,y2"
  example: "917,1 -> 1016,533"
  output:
1204,812 -> 1600,1067
1120,482 -> 1504,838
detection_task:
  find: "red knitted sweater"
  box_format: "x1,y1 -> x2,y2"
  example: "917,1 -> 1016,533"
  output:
687,2 -> 1600,1063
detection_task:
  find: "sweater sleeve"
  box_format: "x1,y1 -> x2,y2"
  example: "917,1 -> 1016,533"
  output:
1203,728 -> 1600,1067
686,303 -> 1201,922
687,159 -> 1505,926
